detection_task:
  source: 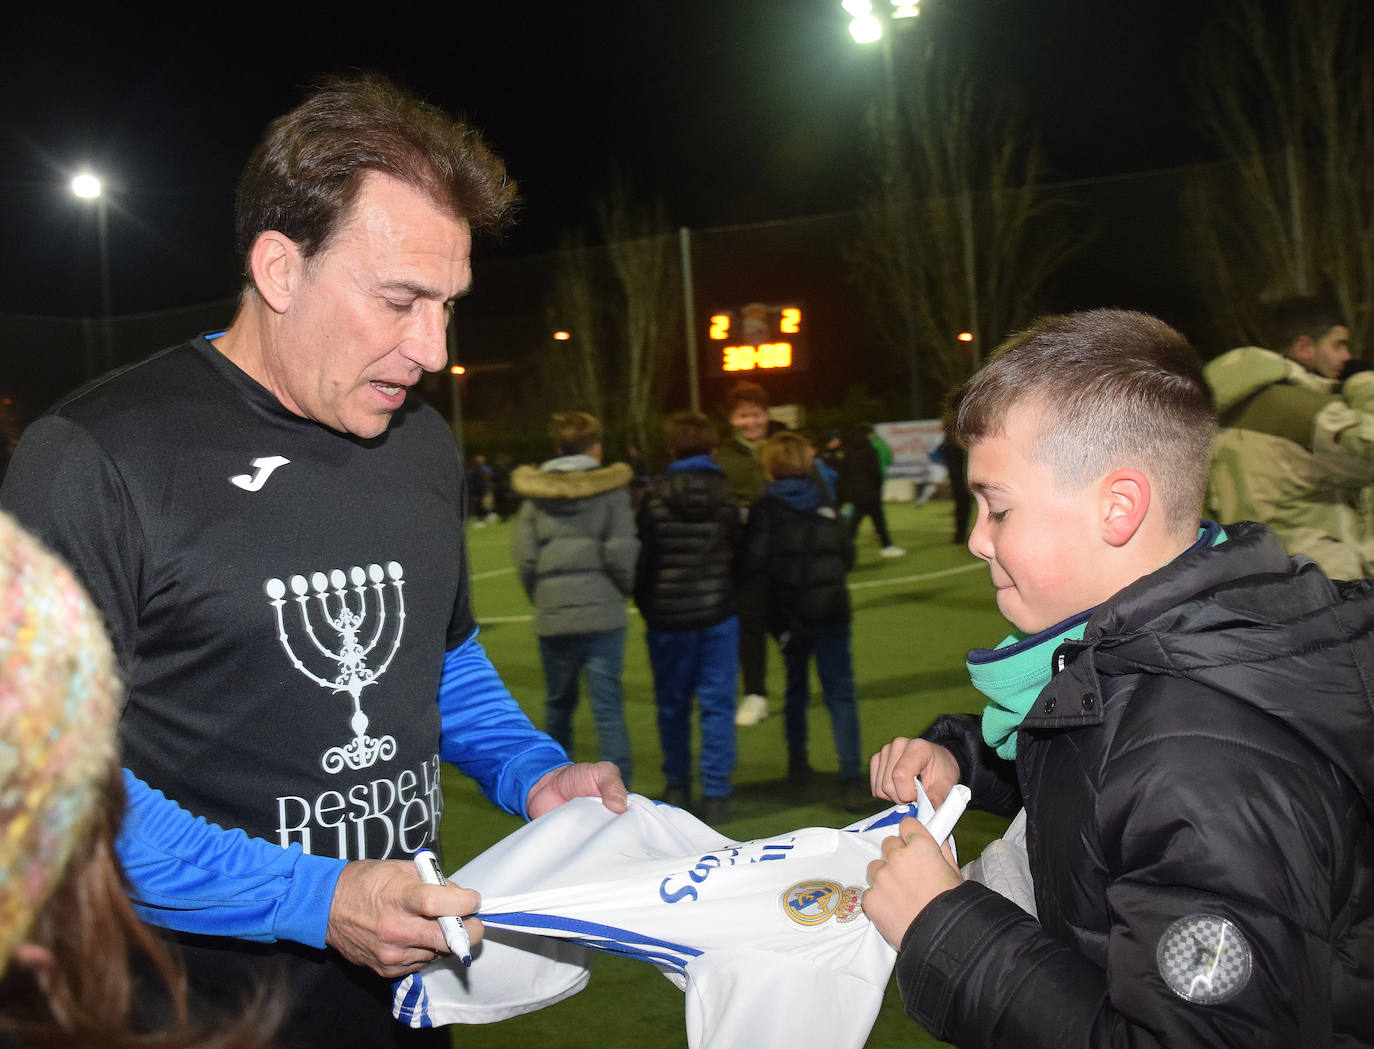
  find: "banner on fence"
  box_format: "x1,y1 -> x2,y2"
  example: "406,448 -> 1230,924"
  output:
875,420 -> 947,486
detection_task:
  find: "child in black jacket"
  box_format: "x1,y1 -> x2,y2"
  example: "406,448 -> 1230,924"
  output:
634,413 -> 742,823
742,431 -> 864,809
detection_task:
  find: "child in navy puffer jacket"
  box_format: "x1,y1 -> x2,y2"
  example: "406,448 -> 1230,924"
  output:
742,432 -> 864,809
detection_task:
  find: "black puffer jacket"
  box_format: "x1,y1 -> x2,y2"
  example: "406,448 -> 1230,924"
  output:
742,482 -> 854,633
634,464 -> 741,632
900,522 -> 1374,1048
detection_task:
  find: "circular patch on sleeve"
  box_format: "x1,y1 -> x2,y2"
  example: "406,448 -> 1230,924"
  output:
1155,914 -> 1253,1004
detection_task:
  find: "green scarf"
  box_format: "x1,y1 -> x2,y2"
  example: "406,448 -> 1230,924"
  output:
968,616 -> 1090,760
967,523 -> 1228,760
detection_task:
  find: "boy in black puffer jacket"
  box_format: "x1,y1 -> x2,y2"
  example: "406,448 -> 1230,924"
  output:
634,413 -> 742,824
742,431 -> 865,810
863,309 -> 1374,1049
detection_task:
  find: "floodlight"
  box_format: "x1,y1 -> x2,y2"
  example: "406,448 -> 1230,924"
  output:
849,13 -> 883,43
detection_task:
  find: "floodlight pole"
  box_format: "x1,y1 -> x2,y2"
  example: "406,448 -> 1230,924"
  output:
96,194 -> 113,370
679,226 -> 700,413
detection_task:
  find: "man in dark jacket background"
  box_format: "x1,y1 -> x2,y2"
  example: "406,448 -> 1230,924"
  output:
635,412 -> 742,823
842,424 -> 904,558
864,310 -> 1374,1048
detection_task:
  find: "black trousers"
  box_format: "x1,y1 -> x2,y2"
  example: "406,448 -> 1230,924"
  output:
849,497 -> 892,546
739,611 -> 767,696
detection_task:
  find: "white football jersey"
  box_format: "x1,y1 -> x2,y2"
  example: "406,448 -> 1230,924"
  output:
393,790 -> 963,1049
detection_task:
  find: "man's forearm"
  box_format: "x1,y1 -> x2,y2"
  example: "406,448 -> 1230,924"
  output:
437,633 -> 570,818
118,769 -> 347,946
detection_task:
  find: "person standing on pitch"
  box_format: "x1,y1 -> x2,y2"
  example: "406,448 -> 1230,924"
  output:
1,74 -> 626,1049
864,310 -> 1373,1047
842,424 -> 904,558
634,411 -> 743,823
715,381 -> 778,728
511,411 -> 639,787
741,431 -> 865,810
1205,294 -> 1374,578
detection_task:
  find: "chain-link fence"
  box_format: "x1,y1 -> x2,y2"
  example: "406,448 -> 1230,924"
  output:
2,158 -> 1361,466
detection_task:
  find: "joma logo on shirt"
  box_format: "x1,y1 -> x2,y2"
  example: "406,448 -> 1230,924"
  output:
230,455 -> 291,491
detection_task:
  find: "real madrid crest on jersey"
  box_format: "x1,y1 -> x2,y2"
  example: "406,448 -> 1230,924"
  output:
1155,914 -> 1253,1004
781,880 -> 866,926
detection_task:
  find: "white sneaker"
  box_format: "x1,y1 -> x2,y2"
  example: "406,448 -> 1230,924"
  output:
735,693 -> 768,726
880,545 -> 906,558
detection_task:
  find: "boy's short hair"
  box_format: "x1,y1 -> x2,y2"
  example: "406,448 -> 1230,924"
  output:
664,412 -> 718,460
725,381 -> 769,413
1270,295 -> 1346,353
953,309 -> 1216,537
761,431 -> 813,479
549,411 -> 602,455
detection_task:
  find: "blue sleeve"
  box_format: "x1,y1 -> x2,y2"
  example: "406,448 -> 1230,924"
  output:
118,769 -> 347,947
438,630 -> 571,820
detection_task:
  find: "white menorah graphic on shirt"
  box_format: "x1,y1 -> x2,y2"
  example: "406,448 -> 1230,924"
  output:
265,562 -> 406,774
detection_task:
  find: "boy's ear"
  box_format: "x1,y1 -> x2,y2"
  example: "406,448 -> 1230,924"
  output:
1100,469 -> 1150,547
247,231 -> 301,315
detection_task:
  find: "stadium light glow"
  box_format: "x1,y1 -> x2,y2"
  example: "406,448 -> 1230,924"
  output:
848,13 -> 882,42
71,172 -> 102,199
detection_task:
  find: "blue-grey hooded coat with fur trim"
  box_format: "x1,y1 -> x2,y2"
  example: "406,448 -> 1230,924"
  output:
510,458 -> 638,636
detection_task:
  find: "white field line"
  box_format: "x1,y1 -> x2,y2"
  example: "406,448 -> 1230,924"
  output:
846,561 -> 984,590
471,566 -> 516,581
474,560 -> 985,624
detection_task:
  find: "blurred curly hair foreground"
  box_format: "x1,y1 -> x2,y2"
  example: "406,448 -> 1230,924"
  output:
0,511 -> 280,1048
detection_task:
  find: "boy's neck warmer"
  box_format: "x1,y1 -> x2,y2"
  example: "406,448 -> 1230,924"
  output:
968,612 -> 1094,759
966,521 -> 1228,759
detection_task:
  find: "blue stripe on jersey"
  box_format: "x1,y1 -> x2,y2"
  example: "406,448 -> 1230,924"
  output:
480,910 -> 704,971
393,973 -> 434,1028
561,936 -> 692,976
479,910 -> 704,957
849,802 -> 919,833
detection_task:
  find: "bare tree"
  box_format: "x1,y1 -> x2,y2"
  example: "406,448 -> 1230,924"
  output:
544,232 -> 609,423
597,178 -> 681,453
540,180 -> 681,453
1192,0 -> 1374,349
848,47 -> 1083,416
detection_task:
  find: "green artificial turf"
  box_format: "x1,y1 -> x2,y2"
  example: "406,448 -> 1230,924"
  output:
438,499 -> 1011,1048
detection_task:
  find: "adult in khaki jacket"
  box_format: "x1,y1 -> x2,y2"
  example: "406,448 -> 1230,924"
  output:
1205,296 -> 1374,578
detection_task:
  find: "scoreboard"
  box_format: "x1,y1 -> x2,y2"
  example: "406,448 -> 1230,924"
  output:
706,301 -> 808,375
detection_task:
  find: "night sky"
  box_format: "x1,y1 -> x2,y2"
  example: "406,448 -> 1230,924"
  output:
1,0 -> 1215,320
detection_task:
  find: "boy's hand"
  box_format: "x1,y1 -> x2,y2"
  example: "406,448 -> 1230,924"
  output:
862,816 -> 963,949
869,738 -> 961,805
